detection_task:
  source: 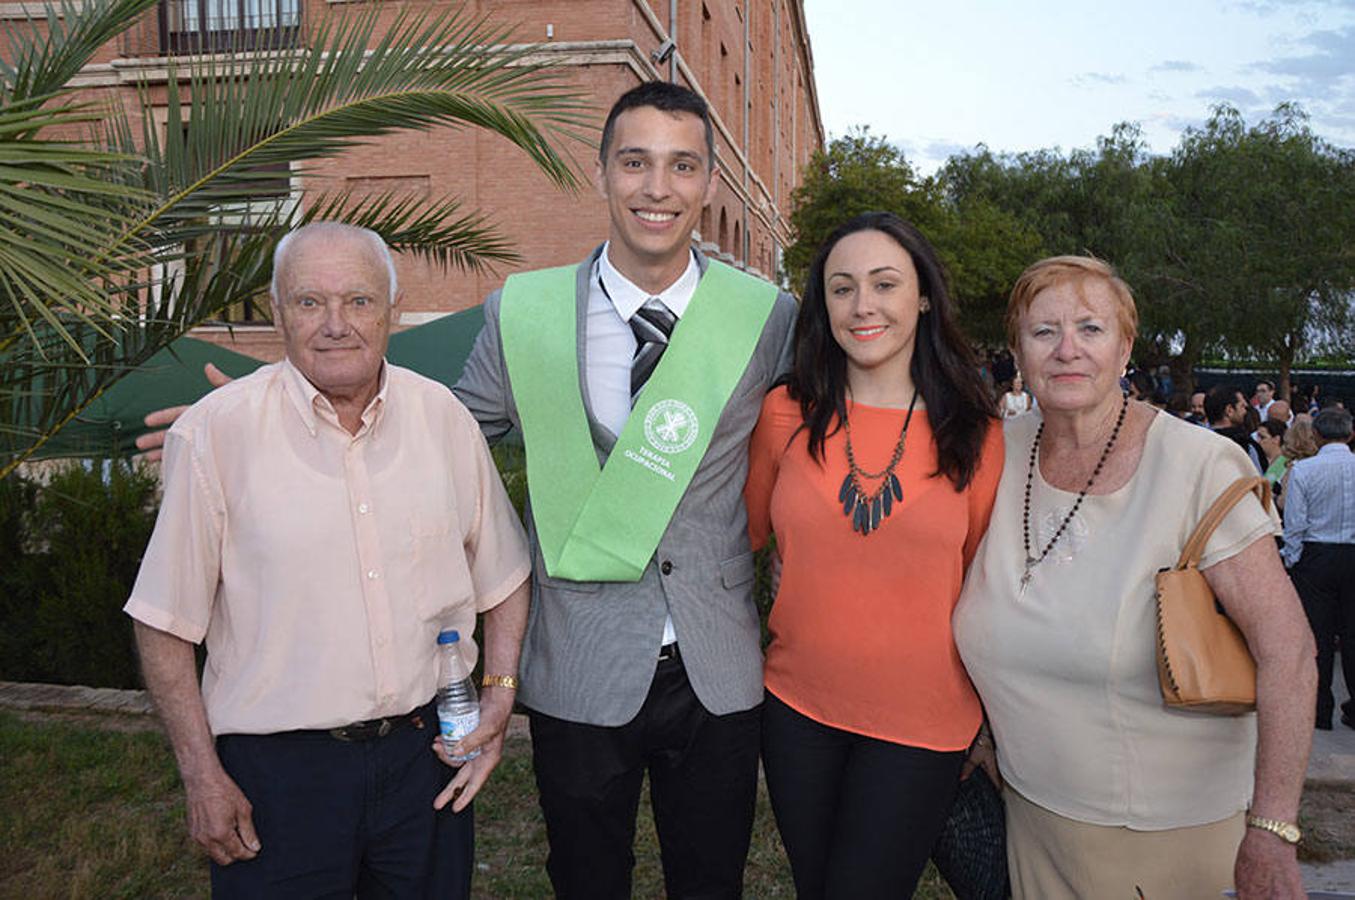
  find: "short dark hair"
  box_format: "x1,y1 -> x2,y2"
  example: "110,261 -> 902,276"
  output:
1204,385 -> 1242,424
1256,379 -> 1275,391
1313,407 -> 1354,442
599,81 -> 715,168
1258,419 -> 1287,442
786,211 -> 995,490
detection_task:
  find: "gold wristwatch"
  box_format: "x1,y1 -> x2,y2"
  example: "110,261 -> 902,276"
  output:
480,674 -> 520,690
1245,814 -> 1301,844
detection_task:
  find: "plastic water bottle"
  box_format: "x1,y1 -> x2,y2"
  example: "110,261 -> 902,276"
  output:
435,629 -> 480,762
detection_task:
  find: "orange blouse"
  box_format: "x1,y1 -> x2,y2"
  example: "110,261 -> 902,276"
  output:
745,386 -> 1003,750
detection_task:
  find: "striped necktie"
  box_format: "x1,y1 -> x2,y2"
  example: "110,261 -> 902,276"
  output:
629,298 -> 677,402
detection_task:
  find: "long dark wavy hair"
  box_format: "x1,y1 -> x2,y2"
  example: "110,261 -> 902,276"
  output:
786,211 -> 995,490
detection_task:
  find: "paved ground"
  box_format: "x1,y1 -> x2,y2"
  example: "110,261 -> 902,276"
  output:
4,658 -> 1354,892
1303,654 -> 1355,894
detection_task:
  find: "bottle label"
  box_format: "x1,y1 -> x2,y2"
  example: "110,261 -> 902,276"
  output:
439,710 -> 481,762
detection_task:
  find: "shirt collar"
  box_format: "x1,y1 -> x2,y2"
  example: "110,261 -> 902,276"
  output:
1317,441 -> 1352,457
596,242 -> 700,322
280,356 -> 390,437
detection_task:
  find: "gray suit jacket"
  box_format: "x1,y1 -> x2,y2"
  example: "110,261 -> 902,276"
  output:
454,245 -> 797,725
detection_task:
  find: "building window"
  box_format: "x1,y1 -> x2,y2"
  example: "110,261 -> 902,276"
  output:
159,0 -> 301,54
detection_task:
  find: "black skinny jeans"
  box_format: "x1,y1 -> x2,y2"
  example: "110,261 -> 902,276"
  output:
761,692 -> 965,899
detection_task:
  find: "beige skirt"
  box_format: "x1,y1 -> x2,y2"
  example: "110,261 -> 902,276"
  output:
1006,788 -> 1245,900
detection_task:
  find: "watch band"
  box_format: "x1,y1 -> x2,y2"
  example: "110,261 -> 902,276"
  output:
480,674 -> 520,690
1245,814 -> 1301,844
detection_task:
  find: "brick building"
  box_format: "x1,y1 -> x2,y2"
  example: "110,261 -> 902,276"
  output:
12,0 -> 823,360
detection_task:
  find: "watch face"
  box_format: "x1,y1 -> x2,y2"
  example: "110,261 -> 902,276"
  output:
1281,823 -> 1302,843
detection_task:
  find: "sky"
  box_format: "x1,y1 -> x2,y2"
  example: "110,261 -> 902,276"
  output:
802,0 -> 1355,175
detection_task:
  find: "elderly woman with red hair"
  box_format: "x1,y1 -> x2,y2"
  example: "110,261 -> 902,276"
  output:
954,256 -> 1315,899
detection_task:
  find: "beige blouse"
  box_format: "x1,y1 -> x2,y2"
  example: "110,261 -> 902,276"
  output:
953,410 -> 1278,829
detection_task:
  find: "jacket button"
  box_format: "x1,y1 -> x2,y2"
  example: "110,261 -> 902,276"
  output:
660,560 -> 673,575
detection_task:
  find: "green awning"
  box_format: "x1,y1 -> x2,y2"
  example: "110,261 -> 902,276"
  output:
27,306 -> 486,459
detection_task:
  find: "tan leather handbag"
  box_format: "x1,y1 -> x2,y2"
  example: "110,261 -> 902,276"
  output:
1154,476 -> 1270,714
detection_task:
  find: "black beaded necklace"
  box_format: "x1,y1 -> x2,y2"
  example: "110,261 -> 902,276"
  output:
838,390 -> 919,536
1020,392 -> 1129,592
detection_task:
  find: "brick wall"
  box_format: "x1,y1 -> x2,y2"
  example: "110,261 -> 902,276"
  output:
4,0 -> 822,357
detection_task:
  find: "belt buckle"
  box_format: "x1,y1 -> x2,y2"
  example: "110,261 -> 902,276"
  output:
658,643 -> 679,662
329,717 -> 392,742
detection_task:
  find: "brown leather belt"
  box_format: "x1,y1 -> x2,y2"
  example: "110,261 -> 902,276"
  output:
326,708 -> 427,742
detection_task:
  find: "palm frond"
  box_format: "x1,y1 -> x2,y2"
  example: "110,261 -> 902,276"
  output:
1,0 -> 592,477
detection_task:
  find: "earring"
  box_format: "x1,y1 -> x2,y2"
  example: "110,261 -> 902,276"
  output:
919,297 -> 931,313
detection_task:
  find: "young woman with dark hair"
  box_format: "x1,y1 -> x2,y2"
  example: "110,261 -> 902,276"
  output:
745,211 -> 1002,897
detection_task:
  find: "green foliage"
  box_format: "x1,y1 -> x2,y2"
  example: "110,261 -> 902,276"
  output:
789,107 -> 1355,390
1159,104 -> 1355,392
784,128 -> 938,294
1,0 -> 587,477
0,460 -> 158,688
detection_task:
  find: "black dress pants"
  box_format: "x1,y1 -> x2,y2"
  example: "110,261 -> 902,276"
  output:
211,700 -> 473,899
761,692 -> 965,900
527,649 -> 761,900
1292,542 -> 1355,724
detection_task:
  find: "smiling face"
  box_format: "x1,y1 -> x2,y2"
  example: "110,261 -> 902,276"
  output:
822,228 -> 924,386
272,230 -> 397,407
595,105 -> 717,286
1014,277 -> 1133,418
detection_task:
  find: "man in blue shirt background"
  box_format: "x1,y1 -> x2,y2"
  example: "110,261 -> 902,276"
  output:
1283,406 -> 1355,731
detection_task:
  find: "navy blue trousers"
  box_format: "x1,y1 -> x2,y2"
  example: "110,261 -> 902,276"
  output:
210,700 -> 472,899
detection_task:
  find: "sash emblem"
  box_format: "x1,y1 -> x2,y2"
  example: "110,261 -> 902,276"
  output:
644,399 -> 699,454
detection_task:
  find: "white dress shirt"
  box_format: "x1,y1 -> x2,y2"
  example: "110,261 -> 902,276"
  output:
1282,442 -> 1355,567
585,243 -> 701,645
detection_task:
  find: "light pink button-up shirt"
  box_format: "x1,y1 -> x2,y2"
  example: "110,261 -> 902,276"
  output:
125,358 -> 530,735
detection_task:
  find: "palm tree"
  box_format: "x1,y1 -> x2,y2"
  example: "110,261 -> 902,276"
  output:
0,0 -> 586,478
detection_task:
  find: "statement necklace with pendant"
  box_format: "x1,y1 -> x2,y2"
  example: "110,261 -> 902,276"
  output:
839,390 -> 919,536
1020,392 -> 1128,593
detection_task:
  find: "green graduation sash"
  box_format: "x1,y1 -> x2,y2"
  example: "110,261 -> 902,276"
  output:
500,259 -> 777,582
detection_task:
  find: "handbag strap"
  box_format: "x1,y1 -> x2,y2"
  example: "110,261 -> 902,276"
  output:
1173,476 -> 1272,571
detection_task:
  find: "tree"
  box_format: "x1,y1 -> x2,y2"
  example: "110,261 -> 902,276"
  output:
0,0 -> 585,477
1164,104 -> 1355,396
782,128 -> 939,294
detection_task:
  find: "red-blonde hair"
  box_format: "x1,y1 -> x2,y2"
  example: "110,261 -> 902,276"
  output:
1005,255 -> 1139,348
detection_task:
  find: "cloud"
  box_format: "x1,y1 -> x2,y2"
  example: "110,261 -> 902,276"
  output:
1231,0 -> 1355,14
1070,72 -> 1128,88
1151,60 -> 1202,73
922,139 -> 973,160
1253,25 -> 1355,83
1195,85 -> 1265,105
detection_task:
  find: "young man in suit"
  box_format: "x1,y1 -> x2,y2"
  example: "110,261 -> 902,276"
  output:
453,82 -> 796,898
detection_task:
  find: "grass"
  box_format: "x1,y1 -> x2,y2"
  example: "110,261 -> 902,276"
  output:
0,711 -> 958,898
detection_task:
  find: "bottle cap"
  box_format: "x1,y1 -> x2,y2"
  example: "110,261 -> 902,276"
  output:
436,629 -> 461,645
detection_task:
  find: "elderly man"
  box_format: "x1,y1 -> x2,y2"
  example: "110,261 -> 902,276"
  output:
1267,399 -> 1294,426
125,223 -> 531,897
1283,407 -> 1355,731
